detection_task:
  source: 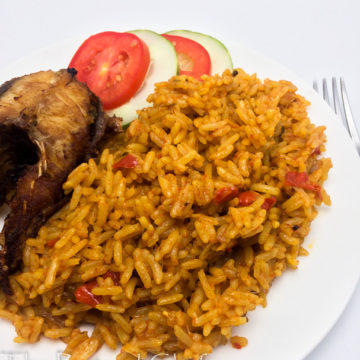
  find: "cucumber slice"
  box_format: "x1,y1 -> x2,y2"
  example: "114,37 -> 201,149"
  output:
108,30 -> 178,126
165,30 -> 233,75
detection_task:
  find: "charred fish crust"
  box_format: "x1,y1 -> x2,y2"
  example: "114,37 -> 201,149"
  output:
0,69 -> 111,293
0,78 -> 18,97
67,67 -> 78,77
0,243 -> 10,295
0,124 -> 39,206
85,95 -> 107,159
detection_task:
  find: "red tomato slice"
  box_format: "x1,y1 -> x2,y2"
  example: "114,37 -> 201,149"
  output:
69,31 -> 150,110
162,34 -> 211,80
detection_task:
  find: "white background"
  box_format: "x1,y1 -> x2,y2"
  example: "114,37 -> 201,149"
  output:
0,0 -> 359,359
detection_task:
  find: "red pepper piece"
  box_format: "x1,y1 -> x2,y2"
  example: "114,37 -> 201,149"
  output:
284,171 -> 309,187
103,271 -> 120,286
113,154 -> 138,169
285,171 -> 322,198
74,281 -> 102,307
303,183 -> 322,199
74,271 -> 120,307
261,196 -> 277,210
238,191 -> 258,207
214,186 -> 239,204
47,239 -> 57,247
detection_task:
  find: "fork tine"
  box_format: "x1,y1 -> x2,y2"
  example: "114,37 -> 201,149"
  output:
332,77 -> 350,132
322,79 -> 332,108
313,80 -> 319,92
331,78 -> 339,114
340,77 -> 360,154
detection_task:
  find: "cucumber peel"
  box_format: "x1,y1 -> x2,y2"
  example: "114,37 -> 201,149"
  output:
108,29 -> 178,126
165,30 -> 233,75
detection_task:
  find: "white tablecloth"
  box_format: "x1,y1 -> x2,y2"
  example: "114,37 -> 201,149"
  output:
0,0 -> 359,359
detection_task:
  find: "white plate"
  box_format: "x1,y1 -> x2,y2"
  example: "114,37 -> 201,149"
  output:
1,34 -> 360,360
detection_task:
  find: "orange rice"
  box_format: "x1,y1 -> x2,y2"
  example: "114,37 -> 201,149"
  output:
0,68 -> 331,360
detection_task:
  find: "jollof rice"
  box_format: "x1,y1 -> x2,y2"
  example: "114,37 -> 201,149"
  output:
0,68 -> 331,360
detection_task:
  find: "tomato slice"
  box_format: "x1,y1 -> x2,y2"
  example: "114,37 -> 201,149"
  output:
162,34 -> 211,80
69,31 -> 150,110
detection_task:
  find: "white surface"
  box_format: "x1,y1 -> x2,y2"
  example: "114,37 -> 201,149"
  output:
0,0 -> 359,359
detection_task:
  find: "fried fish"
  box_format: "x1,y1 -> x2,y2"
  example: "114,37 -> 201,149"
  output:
0,69 -> 108,293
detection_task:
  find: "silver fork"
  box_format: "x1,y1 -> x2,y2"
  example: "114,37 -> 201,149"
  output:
313,77 -> 360,155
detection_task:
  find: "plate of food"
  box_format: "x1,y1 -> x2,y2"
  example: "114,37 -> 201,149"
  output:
0,28 -> 359,360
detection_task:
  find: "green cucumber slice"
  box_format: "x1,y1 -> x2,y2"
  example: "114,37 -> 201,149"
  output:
108,30 -> 178,126
165,30 -> 233,75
